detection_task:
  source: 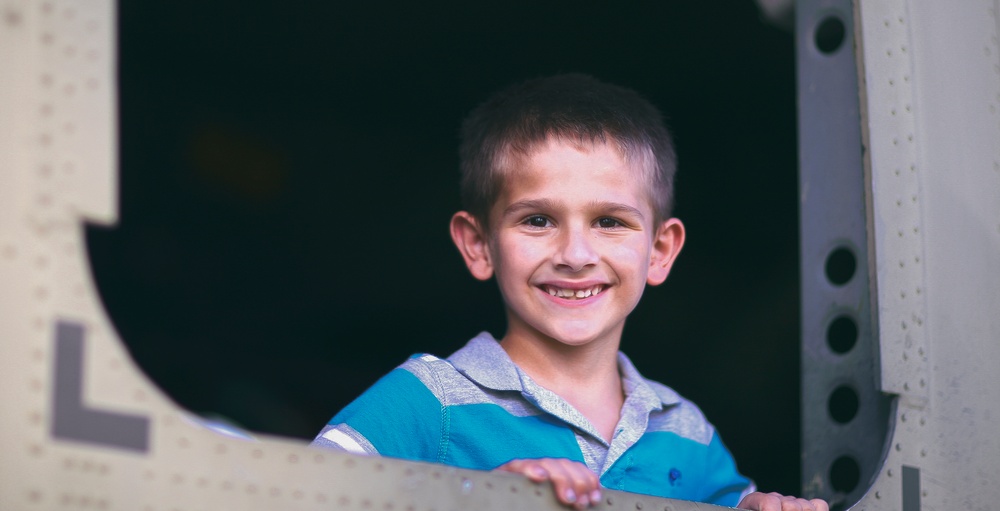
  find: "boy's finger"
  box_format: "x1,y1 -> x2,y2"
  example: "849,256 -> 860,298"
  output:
526,464 -> 549,481
810,498 -> 829,511
495,460 -> 549,482
539,460 -> 587,507
545,459 -> 599,508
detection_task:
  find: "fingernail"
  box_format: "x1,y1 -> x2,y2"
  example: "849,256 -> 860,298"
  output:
590,490 -> 602,503
564,488 -> 577,503
529,466 -> 547,478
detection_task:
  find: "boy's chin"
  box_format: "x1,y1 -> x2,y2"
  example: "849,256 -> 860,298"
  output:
538,325 -> 620,349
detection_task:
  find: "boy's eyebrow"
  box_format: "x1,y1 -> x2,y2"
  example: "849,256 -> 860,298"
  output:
589,201 -> 646,220
502,199 -> 557,217
502,199 -> 646,219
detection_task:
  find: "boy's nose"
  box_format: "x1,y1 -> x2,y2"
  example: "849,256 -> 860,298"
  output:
553,227 -> 599,271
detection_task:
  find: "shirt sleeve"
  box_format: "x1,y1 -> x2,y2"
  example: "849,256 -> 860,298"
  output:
309,364 -> 446,464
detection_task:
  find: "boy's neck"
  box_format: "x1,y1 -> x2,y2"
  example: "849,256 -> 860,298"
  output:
500,332 -> 621,384
500,331 -> 625,443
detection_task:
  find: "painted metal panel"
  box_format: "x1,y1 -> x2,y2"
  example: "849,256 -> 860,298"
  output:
797,1 -> 892,508
847,1 -> 1000,509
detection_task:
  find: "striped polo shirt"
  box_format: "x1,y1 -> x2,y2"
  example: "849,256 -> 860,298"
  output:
311,332 -> 753,506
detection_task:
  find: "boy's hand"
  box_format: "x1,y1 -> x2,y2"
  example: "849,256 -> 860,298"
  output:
737,491 -> 829,511
495,458 -> 603,509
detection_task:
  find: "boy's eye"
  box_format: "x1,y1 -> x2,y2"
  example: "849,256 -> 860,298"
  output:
525,215 -> 550,228
597,218 -> 622,229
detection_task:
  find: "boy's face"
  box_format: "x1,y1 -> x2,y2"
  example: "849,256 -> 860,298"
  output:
452,137 -> 684,351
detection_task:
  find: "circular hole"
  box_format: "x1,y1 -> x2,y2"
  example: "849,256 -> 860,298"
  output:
827,315 -> 858,354
828,385 -> 859,424
829,455 -> 860,493
825,246 -> 856,286
815,16 -> 846,54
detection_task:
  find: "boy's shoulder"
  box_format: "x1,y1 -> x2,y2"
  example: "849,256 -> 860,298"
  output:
391,333 -> 515,404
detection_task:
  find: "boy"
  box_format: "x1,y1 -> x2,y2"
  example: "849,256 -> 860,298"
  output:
312,74 -> 827,511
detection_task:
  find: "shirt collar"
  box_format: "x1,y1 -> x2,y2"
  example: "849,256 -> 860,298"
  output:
617,350 -> 681,409
447,331 -> 681,409
446,332 -> 524,392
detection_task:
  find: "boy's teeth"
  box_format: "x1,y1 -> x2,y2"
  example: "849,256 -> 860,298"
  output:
546,285 -> 603,299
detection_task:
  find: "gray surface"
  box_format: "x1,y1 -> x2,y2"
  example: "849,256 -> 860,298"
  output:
797,1 -> 892,508
901,466 -> 919,511
52,320 -> 151,453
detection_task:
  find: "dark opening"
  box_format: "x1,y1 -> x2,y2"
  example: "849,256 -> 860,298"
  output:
829,455 -> 861,493
815,16 -> 846,55
825,246 -> 856,285
828,385 -> 860,424
827,314 -> 858,354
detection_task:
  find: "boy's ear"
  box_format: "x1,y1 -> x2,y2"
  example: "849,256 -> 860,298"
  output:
449,211 -> 495,281
647,218 -> 686,286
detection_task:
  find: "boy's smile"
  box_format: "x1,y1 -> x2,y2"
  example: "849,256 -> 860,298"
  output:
455,137 -> 684,352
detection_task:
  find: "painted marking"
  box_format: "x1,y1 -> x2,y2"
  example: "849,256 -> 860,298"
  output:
51,320 -> 151,453
902,465 -> 920,511
322,428 -> 367,454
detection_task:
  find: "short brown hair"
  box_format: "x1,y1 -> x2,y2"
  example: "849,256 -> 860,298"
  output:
459,74 -> 677,227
